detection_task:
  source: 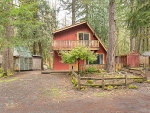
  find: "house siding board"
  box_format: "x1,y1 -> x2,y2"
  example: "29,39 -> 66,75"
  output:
127,52 -> 139,67
96,43 -> 107,64
53,51 -> 69,70
54,24 -> 96,41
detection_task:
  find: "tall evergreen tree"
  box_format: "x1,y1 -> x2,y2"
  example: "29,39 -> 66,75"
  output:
0,0 -> 14,74
106,0 -> 116,73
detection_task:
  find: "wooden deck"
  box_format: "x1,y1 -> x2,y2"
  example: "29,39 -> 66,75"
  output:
52,40 -> 99,50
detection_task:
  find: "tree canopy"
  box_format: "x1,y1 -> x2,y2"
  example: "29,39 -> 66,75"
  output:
60,46 -> 97,64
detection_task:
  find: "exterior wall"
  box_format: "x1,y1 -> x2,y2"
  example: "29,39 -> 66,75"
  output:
53,51 -> 69,70
54,24 -> 97,41
127,52 -> 139,67
116,52 -> 139,67
32,57 -> 41,70
139,56 -> 149,66
96,40 -> 107,64
14,57 -> 32,71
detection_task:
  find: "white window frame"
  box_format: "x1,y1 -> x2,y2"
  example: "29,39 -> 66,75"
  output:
77,32 -> 90,40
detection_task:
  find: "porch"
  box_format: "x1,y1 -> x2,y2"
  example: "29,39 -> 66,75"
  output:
52,40 -> 99,50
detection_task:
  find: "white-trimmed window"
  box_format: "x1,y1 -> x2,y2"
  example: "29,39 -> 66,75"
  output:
78,33 -> 90,40
87,54 -> 104,65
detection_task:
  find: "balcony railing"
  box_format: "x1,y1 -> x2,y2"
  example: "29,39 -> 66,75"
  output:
52,40 -> 99,50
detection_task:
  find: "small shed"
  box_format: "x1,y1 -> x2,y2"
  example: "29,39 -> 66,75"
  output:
140,51 -> 150,66
115,51 -> 140,67
13,47 -> 32,71
32,55 -> 42,70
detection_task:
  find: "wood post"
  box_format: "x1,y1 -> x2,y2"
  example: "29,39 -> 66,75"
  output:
78,74 -> 81,90
125,75 -> 127,88
102,75 -> 105,90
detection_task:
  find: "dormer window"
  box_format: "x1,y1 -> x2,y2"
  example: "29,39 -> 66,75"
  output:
78,33 -> 90,40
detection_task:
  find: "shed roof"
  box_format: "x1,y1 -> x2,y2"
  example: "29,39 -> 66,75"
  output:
142,51 -> 150,56
53,21 -> 107,52
14,47 -> 32,58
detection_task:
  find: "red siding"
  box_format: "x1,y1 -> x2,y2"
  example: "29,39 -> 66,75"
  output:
96,39 -> 107,64
53,51 -> 69,70
127,52 -> 139,67
54,24 -> 97,41
115,52 -> 139,67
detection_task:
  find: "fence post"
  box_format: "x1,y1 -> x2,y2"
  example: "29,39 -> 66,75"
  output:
78,74 -> 81,90
102,75 -> 105,90
125,75 -> 127,88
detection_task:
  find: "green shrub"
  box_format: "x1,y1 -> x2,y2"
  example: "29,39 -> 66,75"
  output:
128,85 -> 138,89
85,66 -> 97,74
71,77 -> 77,87
107,85 -> 114,91
103,85 -> 114,91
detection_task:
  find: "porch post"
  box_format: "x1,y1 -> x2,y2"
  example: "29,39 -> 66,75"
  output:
78,59 -> 80,74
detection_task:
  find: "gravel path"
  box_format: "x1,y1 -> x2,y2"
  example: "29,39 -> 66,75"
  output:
0,71 -> 150,113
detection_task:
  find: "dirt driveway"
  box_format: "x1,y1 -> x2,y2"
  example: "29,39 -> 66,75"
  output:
0,71 -> 150,113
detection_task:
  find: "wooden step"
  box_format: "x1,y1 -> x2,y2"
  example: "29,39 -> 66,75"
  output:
41,70 -> 69,74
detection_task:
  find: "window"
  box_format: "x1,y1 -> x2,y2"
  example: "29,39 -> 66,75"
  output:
78,33 -> 89,40
87,54 -> 104,65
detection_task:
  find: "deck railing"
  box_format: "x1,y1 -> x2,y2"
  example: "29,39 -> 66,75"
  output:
52,40 -> 99,50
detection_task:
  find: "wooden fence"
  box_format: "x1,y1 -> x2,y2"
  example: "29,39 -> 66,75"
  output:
121,68 -> 146,77
71,69 -> 147,90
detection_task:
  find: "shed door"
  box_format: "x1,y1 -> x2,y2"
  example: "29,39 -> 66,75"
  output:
128,55 -> 139,67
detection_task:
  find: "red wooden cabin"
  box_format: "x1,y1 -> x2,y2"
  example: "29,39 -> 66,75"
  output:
115,51 -> 140,67
52,21 -> 107,71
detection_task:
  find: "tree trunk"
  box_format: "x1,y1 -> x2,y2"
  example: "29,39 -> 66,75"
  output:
130,0 -> 135,51
2,23 -> 14,74
38,41 -> 43,70
85,4 -> 89,19
137,28 -> 142,53
106,0 -> 116,73
72,0 -> 76,25
33,42 -> 36,55
146,27 -> 149,51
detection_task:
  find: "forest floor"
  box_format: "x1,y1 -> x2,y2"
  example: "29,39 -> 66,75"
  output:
0,71 -> 150,113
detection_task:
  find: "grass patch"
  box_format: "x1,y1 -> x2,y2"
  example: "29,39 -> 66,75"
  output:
0,78 -> 17,83
5,78 -> 17,82
42,87 -> 60,98
97,92 -> 106,97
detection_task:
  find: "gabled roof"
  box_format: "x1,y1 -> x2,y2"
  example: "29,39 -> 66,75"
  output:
53,21 -> 107,52
142,51 -> 150,56
13,46 -> 32,58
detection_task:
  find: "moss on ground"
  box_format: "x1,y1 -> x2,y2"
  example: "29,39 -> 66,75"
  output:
128,85 -> 138,89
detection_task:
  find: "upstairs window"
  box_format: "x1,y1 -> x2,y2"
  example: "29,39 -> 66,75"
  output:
78,33 -> 90,40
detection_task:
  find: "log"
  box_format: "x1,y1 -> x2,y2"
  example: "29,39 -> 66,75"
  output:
80,77 -> 125,80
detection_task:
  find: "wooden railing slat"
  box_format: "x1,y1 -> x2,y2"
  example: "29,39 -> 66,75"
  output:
52,40 -> 99,50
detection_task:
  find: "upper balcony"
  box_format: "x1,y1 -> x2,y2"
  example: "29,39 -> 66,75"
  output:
52,40 -> 99,50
